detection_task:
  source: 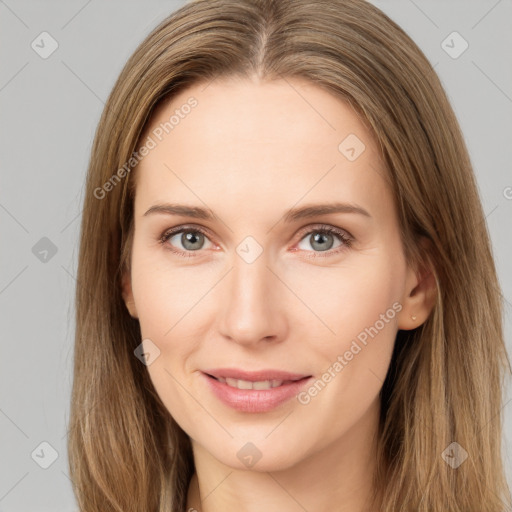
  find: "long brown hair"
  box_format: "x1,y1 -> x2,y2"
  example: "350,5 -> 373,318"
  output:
68,0 -> 512,510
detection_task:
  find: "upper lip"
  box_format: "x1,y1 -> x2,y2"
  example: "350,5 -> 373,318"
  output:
203,368 -> 311,382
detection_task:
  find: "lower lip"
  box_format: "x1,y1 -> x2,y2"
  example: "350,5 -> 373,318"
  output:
202,373 -> 312,413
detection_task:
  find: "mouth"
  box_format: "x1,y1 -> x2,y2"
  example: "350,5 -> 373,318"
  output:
205,374 -> 308,390
201,368 -> 313,413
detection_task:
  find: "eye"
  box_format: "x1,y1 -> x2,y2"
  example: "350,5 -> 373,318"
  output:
159,226 -> 214,257
295,225 -> 353,258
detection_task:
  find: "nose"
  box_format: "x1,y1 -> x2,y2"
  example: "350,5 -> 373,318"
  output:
217,254 -> 288,347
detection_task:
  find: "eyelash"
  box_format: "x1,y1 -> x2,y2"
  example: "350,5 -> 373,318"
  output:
158,224 -> 353,259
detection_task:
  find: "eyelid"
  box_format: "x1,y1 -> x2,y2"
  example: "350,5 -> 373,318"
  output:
159,224 -> 216,249
291,223 -> 353,258
295,223 -> 353,242
160,224 -> 210,238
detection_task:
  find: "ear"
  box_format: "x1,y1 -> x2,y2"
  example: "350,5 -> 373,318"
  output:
397,238 -> 437,330
121,270 -> 138,319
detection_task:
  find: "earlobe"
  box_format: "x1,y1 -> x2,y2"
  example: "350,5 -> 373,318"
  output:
121,271 -> 138,319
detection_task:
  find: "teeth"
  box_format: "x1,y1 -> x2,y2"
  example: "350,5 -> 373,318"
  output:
221,377 -> 285,390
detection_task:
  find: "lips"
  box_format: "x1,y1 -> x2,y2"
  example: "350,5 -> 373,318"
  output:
201,368 -> 312,413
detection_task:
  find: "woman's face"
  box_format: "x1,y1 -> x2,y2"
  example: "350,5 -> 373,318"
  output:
122,76 -> 425,471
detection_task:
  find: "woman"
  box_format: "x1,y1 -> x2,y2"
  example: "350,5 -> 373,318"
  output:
67,0 -> 512,510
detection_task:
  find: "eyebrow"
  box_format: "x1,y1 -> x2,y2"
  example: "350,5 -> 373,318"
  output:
143,201 -> 371,222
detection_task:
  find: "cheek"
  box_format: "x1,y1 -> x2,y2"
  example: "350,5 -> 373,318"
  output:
287,256 -> 403,448
132,266 -> 204,382
131,263 -> 206,432
278,248 -> 405,419
129,247 -> 217,428
279,250 -> 405,347
130,241 -> 212,339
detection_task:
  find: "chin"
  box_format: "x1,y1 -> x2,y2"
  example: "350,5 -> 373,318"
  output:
201,436 -> 311,473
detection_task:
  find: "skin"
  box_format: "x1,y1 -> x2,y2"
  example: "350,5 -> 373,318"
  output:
122,75 -> 436,512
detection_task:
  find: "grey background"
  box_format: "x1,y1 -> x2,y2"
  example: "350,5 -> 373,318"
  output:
0,1 -> 511,510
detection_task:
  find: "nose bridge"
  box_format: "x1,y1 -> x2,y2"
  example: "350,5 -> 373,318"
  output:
218,248 -> 285,345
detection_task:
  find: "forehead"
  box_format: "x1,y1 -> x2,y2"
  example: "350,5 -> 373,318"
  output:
133,77 -> 391,221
